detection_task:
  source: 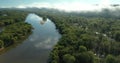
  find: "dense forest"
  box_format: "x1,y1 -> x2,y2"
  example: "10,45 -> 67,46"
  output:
0,9 -> 32,49
30,8 -> 120,63
0,8 -> 119,63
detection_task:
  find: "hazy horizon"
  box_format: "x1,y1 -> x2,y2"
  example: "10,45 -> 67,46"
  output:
0,0 -> 120,11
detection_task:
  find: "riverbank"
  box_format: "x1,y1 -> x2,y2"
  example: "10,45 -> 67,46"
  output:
0,32 -> 32,55
36,10 -> 120,63
0,22 -> 32,54
0,13 -> 61,63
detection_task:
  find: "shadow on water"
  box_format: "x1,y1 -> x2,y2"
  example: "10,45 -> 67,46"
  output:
0,13 -> 61,63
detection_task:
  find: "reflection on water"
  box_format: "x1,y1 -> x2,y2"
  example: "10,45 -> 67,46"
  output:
0,13 -> 61,63
40,20 -> 46,25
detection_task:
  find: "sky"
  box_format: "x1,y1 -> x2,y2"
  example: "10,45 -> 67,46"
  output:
0,0 -> 120,11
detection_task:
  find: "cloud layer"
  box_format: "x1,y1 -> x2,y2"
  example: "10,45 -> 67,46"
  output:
1,0 -> 120,12
16,2 -> 119,11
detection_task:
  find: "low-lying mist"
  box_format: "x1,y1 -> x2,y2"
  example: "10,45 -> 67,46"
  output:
1,5 -> 120,19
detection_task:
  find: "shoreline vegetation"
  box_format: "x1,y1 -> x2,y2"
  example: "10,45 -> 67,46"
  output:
0,10 -> 32,54
35,8 -> 120,63
0,8 -> 119,63
0,22 -> 32,53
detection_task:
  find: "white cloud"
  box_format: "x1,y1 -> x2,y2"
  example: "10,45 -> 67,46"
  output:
8,0 -> 120,12
34,37 -> 58,49
100,0 -> 111,8
16,2 -> 97,11
101,0 -> 110,5
17,5 -> 26,8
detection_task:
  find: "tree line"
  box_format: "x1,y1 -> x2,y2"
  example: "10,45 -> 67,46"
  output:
0,10 -> 32,49
0,8 -> 119,63
34,8 -> 120,63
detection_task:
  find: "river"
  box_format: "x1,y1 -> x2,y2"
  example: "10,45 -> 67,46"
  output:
0,13 -> 61,63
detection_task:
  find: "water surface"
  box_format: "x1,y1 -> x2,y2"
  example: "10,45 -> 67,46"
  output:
0,14 -> 61,63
